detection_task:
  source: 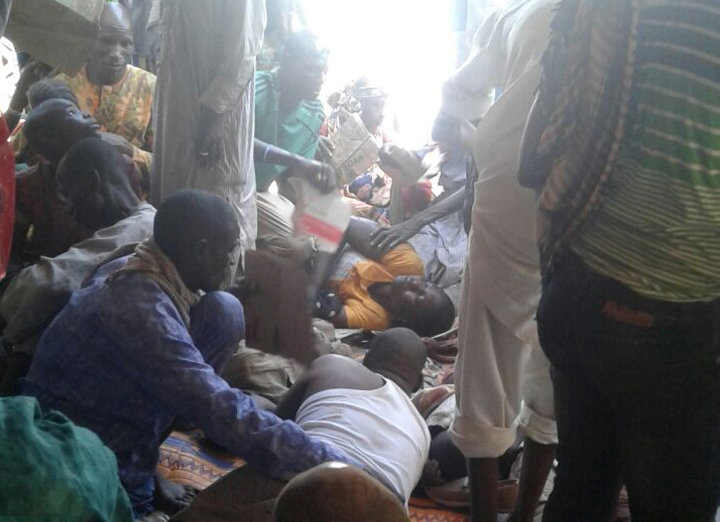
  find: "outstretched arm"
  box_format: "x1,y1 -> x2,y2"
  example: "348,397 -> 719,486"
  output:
343,217 -> 388,262
275,365 -> 315,421
370,188 -> 465,255
113,290 -> 359,480
254,139 -> 337,192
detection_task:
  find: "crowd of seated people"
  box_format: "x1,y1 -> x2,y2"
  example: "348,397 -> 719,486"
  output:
0,1 -> 717,522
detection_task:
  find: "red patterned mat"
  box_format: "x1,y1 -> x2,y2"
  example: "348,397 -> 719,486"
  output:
158,431 -> 469,521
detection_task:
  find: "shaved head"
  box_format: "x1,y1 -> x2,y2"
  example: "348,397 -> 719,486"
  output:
363,328 -> 427,394
100,2 -> 132,33
154,190 -> 240,292
86,2 -> 133,86
275,463 -> 408,522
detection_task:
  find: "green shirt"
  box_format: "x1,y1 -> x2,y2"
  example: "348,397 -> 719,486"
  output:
571,4 -> 720,302
254,71 -> 325,192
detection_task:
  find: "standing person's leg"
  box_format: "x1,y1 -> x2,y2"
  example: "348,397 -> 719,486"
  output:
510,347 -> 557,522
450,294 -> 532,522
189,292 -> 245,372
609,303 -> 720,522
537,254 -> 624,522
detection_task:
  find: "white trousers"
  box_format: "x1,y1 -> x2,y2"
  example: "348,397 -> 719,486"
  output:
450,300 -> 557,458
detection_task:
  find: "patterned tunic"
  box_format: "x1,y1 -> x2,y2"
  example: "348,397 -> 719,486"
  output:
56,65 -> 155,176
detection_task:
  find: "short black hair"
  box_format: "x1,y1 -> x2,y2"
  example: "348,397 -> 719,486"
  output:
27,78 -> 78,109
154,190 -> 239,263
56,137 -> 128,189
282,29 -> 328,64
363,327 -> 427,391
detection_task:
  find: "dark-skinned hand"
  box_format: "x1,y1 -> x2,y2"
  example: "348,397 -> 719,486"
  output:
196,108 -> 222,163
369,219 -> 423,256
294,157 -> 338,193
424,337 -> 458,364
316,135 -> 335,163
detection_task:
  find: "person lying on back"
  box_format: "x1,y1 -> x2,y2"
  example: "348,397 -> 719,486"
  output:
319,217 -> 455,336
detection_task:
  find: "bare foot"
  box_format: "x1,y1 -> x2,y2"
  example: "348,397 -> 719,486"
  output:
154,472 -> 197,515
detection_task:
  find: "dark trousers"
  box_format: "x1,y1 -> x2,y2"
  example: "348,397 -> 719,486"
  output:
538,252 -> 720,522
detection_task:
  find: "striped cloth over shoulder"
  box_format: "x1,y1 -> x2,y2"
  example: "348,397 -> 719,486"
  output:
528,0 -> 720,301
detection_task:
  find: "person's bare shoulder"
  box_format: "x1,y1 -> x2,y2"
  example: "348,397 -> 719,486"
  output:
304,354 -> 383,398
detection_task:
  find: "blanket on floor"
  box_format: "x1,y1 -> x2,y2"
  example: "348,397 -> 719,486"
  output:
158,430 -> 468,522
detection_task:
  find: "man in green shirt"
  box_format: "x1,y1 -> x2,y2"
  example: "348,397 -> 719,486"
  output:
253,30 -> 336,261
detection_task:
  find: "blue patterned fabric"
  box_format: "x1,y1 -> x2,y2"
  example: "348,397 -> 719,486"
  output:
23,256 -> 356,517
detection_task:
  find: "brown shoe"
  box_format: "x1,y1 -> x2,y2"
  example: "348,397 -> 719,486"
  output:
425,478 -> 519,511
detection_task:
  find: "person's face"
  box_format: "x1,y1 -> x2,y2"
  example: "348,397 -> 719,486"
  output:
31,101 -> 99,162
87,27 -> 133,85
286,56 -> 328,100
198,234 -> 241,292
57,102 -> 101,140
361,97 -> 386,131
390,276 -> 443,321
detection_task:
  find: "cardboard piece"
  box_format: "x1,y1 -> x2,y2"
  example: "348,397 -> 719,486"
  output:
290,177 -> 351,253
6,0 -> 104,75
243,251 -> 316,365
330,110 -> 379,185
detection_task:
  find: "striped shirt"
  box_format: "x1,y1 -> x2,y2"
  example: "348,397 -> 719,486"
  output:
571,1 -> 720,302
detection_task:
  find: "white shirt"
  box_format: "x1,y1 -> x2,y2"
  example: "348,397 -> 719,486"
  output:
442,0 -> 557,344
295,379 -> 430,504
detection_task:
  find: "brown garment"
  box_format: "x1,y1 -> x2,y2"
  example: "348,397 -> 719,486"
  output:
170,466 -> 285,522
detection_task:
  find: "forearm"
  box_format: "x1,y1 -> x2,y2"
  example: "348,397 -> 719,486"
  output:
194,386 -> 357,479
413,187 -> 465,229
254,139 -> 303,169
343,217 -> 385,261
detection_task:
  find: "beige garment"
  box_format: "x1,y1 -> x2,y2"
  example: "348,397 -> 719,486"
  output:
444,0 -> 559,458
221,345 -> 303,404
221,320 -> 351,404
108,239 -> 200,327
152,1 -> 266,256
255,190 -> 294,252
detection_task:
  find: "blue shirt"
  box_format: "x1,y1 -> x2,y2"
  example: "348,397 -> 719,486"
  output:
24,256 -> 355,516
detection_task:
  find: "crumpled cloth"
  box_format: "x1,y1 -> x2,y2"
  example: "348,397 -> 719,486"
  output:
108,239 -> 200,326
0,396 -> 133,522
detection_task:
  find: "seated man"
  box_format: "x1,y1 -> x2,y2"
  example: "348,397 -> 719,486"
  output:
171,328 -> 430,521
14,98 -> 144,262
0,138 -> 155,395
322,217 -> 456,336
14,99 -> 99,261
22,190 -> 355,518
0,396 -> 133,521
55,2 -> 155,183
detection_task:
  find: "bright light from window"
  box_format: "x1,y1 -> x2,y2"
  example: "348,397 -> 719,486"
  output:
301,0 -> 457,148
